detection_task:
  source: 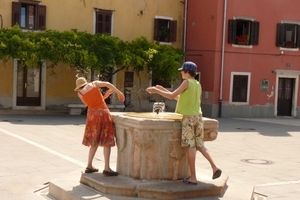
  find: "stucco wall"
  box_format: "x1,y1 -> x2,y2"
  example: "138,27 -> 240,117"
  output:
0,0 -> 184,111
186,0 -> 300,118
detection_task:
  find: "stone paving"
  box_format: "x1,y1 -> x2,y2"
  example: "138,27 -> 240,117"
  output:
0,113 -> 299,199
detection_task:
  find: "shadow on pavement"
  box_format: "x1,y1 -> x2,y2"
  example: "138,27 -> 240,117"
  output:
214,118 -> 299,137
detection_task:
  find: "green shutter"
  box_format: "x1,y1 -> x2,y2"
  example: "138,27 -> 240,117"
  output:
276,24 -> 285,47
250,21 -> 259,45
297,25 -> 300,48
228,20 -> 237,44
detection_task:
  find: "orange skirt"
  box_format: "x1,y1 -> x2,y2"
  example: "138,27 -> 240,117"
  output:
82,107 -> 115,147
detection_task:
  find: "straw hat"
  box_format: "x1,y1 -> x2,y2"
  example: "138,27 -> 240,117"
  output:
74,77 -> 88,91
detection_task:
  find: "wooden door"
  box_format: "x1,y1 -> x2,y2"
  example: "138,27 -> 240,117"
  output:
277,78 -> 294,116
16,66 -> 41,106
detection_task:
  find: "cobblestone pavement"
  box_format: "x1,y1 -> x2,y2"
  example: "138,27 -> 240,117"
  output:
0,114 -> 299,199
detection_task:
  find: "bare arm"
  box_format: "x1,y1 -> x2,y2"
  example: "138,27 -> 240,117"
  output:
154,85 -> 178,100
103,89 -> 113,100
93,81 -> 125,102
146,80 -> 188,100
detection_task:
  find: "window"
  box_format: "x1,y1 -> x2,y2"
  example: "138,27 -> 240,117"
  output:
276,23 -> 300,48
230,72 -> 251,104
154,17 -> 177,43
12,2 -> 46,30
228,19 -> 259,45
124,72 -> 134,88
95,10 -> 112,34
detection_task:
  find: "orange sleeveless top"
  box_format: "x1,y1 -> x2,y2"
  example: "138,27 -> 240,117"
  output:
80,87 -> 108,109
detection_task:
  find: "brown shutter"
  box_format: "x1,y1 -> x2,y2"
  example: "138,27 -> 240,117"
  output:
250,21 -> 259,45
37,5 -> 46,30
104,13 -> 112,34
228,20 -> 237,43
276,24 -> 285,47
95,11 -> 102,33
169,20 -> 177,42
12,2 -> 21,27
297,25 -> 300,48
154,18 -> 159,40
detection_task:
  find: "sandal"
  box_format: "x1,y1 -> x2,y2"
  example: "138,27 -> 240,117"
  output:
183,177 -> 197,185
212,169 -> 222,179
103,169 -> 119,176
85,167 -> 99,173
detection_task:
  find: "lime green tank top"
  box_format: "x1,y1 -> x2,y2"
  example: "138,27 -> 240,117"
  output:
175,78 -> 202,116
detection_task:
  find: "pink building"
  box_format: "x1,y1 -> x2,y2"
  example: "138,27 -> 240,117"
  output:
184,0 -> 300,118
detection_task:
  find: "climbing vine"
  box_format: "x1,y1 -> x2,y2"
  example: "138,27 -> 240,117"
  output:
0,25 -> 184,83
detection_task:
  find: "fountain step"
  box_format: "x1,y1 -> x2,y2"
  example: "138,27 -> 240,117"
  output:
47,169 -> 254,200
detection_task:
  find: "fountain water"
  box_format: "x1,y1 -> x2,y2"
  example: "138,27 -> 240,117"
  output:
152,102 -> 165,114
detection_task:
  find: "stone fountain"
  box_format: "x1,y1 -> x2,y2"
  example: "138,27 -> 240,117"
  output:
79,107 -> 228,199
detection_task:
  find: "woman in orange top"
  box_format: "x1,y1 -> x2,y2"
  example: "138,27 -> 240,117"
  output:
74,77 -> 125,175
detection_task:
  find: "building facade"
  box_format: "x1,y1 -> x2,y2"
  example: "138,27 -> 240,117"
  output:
185,0 -> 300,118
0,0 -> 184,112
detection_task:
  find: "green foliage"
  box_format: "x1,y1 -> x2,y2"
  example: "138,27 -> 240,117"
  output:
0,25 -> 184,83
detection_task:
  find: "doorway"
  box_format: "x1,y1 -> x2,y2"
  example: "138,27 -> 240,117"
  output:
277,78 -> 294,116
16,64 -> 41,106
13,59 -> 46,110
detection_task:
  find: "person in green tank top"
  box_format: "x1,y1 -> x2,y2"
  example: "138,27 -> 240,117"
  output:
146,61 -> 221,185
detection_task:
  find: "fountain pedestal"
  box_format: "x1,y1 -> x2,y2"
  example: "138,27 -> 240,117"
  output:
111,112 -> 219,180
77,112 -> 227,199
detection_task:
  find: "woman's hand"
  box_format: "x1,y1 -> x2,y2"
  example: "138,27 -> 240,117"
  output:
103,89 -> 113,100
116,91 -> 125,102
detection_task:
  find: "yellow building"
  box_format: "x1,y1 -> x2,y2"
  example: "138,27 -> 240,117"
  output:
0,0 -> 184,112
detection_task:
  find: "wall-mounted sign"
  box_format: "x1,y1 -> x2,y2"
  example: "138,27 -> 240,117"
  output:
260,79 -> 269,92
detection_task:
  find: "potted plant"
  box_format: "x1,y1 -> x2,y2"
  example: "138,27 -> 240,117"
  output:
158,27 -> 170,42
235,34 -> 250,45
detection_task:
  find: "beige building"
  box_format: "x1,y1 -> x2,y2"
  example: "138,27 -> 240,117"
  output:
0,0 -> 184,112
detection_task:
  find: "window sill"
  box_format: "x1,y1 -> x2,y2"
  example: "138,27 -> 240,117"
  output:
279,47 -> 299,52
232,44 -> 253,48
158,41 -> 172,45
21,29 -> 41,33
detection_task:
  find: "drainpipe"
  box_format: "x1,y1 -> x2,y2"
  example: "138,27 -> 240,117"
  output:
183,0 -> 188,54
219,0 -> 227,118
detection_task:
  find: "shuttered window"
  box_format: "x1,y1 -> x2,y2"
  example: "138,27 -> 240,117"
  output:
154,18 -> 177,43
276,23 -> 300,48
12,2 -> 46,30
95,10 -> 112,34
228,19 -> 259,45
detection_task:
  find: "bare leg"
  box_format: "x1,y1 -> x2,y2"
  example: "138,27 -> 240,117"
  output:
197,146 -> 220,173
187,147 -> 197,183
103,146 -> 111,171
87,145 -> 98,169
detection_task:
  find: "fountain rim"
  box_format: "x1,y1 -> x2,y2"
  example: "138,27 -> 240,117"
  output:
114,112 -> 183,121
